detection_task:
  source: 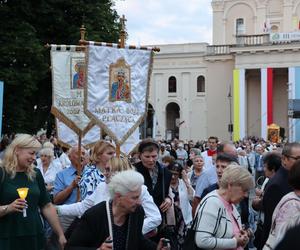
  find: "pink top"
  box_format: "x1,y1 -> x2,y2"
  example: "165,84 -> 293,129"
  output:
219,194 -> 243,250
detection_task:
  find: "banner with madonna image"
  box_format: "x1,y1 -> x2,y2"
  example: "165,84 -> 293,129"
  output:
84,44 -> 153,145
50,45 -> 95,136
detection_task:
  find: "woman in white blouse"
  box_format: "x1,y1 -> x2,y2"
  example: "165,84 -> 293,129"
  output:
36,147 -> 62,195
57,157 -> 161,235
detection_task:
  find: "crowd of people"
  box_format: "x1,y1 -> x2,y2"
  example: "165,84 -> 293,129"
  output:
0,132 -> 299,250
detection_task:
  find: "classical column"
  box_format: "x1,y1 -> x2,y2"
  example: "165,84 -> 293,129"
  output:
180,72 -> 190,140
288,67 -> 300,142
261,68 -> 273,140
233,69 -> 246,141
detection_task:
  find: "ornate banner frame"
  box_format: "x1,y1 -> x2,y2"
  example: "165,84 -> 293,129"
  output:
56,118 -> 100,149
50,46 -> 95,137
84,45 -> 153,145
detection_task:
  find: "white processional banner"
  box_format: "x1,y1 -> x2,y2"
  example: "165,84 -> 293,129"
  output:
56,118 -> 100,148
51,47 -> 94,135
84,45 -> 153,145
120,128 -> 140,155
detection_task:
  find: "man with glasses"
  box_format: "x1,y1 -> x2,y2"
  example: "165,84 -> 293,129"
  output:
261,142 -> 300,247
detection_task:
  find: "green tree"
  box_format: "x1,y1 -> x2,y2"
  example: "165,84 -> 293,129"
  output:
0,0 -> 121,135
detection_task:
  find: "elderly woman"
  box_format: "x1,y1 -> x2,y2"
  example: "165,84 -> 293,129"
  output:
263,159 -> 300,250
168,161 -> 194,247
0,134 -> 66,250
57,156 -> 161,235
36,147 -> 62,197
78,140 -> 115,199
194,165 -> 254,250
186,147 -> 202,169
187,154 -> 205,189
66,170 -> 168,250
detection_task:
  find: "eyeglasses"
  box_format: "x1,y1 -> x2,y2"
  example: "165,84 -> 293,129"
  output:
286,155 -> 300,161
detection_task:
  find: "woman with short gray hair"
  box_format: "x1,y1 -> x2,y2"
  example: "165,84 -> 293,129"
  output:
194,165 -> 254,250
56,157 -> 161,235
108,170 -> 144,198
219,164 -> 255,192
67,170 -> 169,250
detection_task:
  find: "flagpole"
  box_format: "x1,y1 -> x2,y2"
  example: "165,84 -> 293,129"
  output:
76,25 -> 86,201
79,25 -> 86,45
114,15 -> 128,157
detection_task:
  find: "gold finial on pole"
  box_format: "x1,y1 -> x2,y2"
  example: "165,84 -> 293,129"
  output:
79,25 -> 86,45
119,15 -> 127,48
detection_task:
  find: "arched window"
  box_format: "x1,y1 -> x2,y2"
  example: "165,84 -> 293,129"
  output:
236,18 -> 245,35
168,76 -> 177,93
197,75 -> 205,92
271,25 -> 278,32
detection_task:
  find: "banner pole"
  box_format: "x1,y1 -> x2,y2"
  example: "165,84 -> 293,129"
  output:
114,15 -> 126,158
116,144 -> 121,157
119,15 -> 127,48
76,134 -> 82,201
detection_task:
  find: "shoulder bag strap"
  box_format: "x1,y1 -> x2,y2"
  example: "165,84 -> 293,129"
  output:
106,200 -> 113,240
192,194 -> 219,230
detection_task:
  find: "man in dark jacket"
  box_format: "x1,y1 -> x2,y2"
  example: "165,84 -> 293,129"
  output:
135,139 -> 173,213
66,170 -> 168,250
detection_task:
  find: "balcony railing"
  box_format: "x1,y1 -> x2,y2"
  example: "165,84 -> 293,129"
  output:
235,34 -> 270,46
207,34 -> 270,55
206,45 -> 231,55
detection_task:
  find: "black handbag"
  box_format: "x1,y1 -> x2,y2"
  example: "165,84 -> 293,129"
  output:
182,195 -> 218,250
157,223 -> 178,250
182,212 -> 202,250
157,168 -> 178,250
253,215 -> 263,249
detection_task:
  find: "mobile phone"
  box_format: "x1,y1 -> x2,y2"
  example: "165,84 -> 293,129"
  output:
162,239 -> 170,247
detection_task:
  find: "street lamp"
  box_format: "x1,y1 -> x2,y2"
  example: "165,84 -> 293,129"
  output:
227,85 -> 233,141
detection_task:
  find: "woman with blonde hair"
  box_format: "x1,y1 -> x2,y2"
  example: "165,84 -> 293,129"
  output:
78,140 -> 115,199
0,134 -> 66,250
194,165 -> 254,250
57,156 -> 161,235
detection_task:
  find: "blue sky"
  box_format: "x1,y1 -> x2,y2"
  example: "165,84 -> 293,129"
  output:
114,0 -> 212,46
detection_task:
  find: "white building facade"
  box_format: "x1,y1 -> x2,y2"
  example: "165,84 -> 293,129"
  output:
148,0 -> 300,142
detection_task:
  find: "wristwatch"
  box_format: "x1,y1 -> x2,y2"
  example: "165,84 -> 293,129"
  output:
2,205 -> 8,213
